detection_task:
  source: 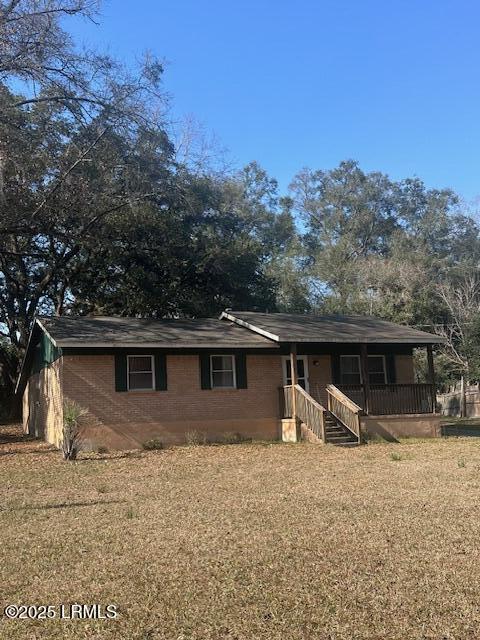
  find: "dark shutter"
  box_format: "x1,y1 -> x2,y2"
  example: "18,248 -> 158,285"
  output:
155,353 -> 167,390
331,354 -> 341,385
235,353 -> 247,389
114,353 -> 127,392
200,354 -> 211,390
386,354 -> 396,384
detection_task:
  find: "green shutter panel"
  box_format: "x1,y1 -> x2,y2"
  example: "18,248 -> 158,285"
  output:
114,353 -> 127,392
200,354 -> 211,390
386,354 -> 396,384
331,354 -> 341,384
155,353 -> 167,390
235,353 -> 247,389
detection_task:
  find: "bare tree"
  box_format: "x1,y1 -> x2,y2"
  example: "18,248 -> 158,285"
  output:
437,269 -> 480,375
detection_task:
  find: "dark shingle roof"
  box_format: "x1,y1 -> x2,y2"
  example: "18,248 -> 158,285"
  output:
37,316 -> 278,349
221,311 -> 445,345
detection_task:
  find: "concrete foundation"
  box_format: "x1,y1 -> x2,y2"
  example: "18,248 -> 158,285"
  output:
362,414 -> 442,441
281,418 -> 300,442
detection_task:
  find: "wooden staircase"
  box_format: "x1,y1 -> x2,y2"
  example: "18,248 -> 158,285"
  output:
324,411 -> 359,446
282,383 -> 363,446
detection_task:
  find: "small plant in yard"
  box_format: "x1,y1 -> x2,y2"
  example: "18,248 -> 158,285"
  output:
142,438 -> 164,451
125,506 -> 136,519
390,451 -> 402,461
222,432 -> 251,445
62,400 -> 88,461
458,458 -> 466,468
185,430 -> 207,446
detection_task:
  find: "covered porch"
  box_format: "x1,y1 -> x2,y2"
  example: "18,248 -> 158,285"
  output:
280,343 -> 439,445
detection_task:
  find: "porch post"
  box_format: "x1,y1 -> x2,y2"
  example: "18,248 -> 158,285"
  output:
426,344 -> 436,413
290,343 -> 298,421
360,344 -> 370,414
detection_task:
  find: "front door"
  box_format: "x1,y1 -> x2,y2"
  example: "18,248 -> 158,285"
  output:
282,356 -> 309,392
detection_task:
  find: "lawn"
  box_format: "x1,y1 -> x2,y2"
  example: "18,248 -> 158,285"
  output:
2,426 -> 480,639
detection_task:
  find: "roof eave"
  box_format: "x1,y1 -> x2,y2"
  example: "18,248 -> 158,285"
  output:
58,341 -> 280,349
275,337 -> 446,345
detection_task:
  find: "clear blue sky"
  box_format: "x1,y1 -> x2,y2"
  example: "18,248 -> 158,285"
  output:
69,0 -> 480,201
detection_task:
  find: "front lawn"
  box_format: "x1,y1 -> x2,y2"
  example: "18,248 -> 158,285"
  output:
2,425 -> 480,639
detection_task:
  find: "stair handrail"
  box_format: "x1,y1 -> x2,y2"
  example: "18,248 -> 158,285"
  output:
293,384 -> 327,443
326,384 -> 363,444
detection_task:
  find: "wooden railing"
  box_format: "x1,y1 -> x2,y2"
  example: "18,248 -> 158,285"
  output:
338,383 -> 435,415
281,385 -> 327,442
326,384 -> 363,444
294,384 -> 327,442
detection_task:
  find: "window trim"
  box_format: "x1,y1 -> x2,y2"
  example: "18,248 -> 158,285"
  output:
127,354 -> 155,391
210,354 -> 236,389
339,354 -> 387,385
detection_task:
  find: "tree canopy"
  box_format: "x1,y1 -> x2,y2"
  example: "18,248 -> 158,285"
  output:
1,0 -> 480,411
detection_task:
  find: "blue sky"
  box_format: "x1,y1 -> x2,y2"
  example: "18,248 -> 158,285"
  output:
69,0 -> 480,201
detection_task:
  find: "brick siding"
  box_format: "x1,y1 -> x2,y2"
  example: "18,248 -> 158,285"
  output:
24,351 -> 416,451
62,354 -> 284,449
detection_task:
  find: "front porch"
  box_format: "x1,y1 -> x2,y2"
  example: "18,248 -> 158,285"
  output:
280,343 -> 440,445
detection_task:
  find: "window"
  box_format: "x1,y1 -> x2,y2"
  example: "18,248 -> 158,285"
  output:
340,355 -> 387,385
127,355 -> 155,391
368,355 -> 387,384
210,355 -> 236,388
340,356 -> 362,385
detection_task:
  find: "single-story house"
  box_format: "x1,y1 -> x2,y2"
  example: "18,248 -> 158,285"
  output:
16,311 -> 445,450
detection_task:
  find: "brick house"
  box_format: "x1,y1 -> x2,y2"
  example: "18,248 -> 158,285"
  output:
17,311 -> 445,450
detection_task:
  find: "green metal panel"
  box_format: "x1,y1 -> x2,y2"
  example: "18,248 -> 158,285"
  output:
32,331 -> 62,374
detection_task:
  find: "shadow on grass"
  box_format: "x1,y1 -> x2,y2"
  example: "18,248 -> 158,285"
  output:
441,422 -> 480,438
75,451 -> 145,462
3,498 -> 127,512
0,430 -> 36,445
0,447 -> 57,457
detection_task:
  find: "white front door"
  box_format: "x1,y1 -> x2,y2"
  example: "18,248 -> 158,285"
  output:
282,356 -> 309,392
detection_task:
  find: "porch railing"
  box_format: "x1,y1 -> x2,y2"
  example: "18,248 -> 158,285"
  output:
281,385 -> 327,442
337,383 -> 435,415
326,384 -> 363,443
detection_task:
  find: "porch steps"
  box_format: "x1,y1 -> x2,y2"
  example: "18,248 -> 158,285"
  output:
324,412 -> 359,446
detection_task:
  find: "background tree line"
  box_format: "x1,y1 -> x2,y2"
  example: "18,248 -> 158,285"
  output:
1,0 -> 479,413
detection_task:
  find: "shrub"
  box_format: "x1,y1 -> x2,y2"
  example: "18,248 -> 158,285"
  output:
142,438 -> 164,451
458,458 -> 466,468
222,432 -> 250,445
62,400 -> 88,461
390,451 -> 402,461
185,430 -> 207,446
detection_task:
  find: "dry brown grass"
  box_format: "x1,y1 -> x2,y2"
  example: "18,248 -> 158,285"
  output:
2,425 -> 480,639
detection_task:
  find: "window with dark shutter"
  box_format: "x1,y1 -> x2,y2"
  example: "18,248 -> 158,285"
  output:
127,355 -> 154,390
210,355 -> 235,388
